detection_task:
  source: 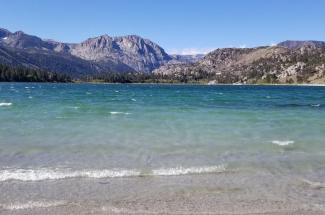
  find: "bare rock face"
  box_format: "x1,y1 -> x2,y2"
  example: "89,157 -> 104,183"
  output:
69,35 -> 171,72
1,31 -> 53,49
115,35 -> 172,72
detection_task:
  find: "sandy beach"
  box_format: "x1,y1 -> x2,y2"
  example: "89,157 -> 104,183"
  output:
1,169 -> 325,214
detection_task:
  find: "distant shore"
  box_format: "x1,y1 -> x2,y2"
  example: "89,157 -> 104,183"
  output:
2,81 -> 325,87
72,81 -> 325,87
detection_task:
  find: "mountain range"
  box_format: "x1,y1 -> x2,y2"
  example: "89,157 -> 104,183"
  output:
0,28 -> 178,76
154,40 -> 325,84
1,27 -> 325,83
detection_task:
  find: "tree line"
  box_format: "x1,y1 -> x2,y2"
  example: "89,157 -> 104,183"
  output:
0,63 -> 215,83
0,64 -> 72,82
80,71 -> 213,83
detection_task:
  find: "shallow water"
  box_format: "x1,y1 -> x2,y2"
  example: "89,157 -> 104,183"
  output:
0,83 -> 325,181
1,83 -> 325,213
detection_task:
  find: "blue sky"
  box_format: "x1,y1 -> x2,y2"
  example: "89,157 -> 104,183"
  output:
1,0 -> 324,54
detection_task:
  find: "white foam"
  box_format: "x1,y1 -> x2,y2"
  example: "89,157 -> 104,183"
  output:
0,102 -> 12,107
0,165 -> 226,182
311,104 -> 321,107
1,201 -> 66,210
3,37 -> 8,40
131,98 -> 137,101
109,111 -> 130,115
152,165 -> 226,176
272,140 -> 294,146
301,179 -> 325,189
0,168 -> 140,182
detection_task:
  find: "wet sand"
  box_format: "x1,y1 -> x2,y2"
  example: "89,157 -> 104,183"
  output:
1,170 -> 325,215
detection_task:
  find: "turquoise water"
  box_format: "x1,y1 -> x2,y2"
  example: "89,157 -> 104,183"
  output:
0,83 -> 325,180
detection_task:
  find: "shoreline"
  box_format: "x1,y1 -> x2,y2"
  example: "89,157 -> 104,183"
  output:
1,81 -> 325,87
1,170 -> 324,215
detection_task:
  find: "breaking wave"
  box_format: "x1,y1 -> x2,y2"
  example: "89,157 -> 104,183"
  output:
0,201 -> 66,210
109,111 -> 131,115
272,140 -> 295,146
153,165 -> 226,176
311,104 -> 321,107
0,165 -> 226,182
0,102 -> 12,107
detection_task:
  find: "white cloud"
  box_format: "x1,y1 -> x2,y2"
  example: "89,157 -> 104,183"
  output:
168,48 -> 215,55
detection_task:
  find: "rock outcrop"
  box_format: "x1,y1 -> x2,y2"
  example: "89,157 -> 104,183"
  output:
278,40 -> 325,49
69,34 -> 171,72
154,42 -> 325,84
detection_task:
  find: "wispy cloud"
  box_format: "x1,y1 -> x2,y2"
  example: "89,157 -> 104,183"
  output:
168,48 -> 215,55
168,43 -> 273,54
239,44 -> 247,48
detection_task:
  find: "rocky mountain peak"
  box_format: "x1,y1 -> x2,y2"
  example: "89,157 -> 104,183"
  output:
114,35 -> 170,58
13,30 -> 25,36
0,28 -> 11,38
70,34 -> 171,72
80,34 -> 114,49
1,30 -> 53,50
118,34 -> 142,40
0,27 -> 176,73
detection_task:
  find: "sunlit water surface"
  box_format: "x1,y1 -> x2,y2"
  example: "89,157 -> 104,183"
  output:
0,83 -> 325,181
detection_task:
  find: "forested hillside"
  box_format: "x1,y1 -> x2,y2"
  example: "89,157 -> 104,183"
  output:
0,64 -> 71,82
